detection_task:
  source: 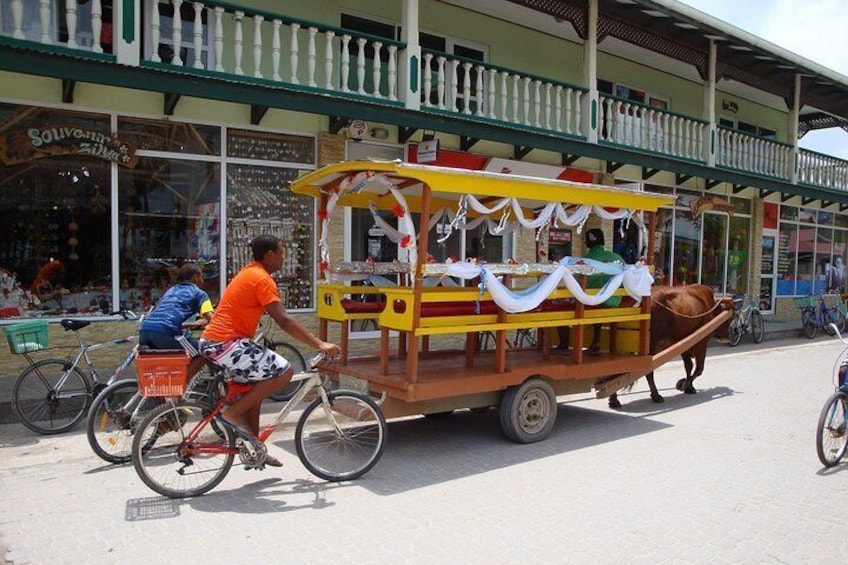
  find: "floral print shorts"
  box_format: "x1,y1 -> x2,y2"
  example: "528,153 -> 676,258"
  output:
198,338 -> 291,383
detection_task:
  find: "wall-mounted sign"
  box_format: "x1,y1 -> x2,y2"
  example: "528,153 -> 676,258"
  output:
348,120 -> 368,140
0,126 -> 138,168
689,195 -> 734,218
417,139 -> 439,163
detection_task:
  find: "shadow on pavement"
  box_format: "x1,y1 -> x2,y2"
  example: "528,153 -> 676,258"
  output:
603,385 -> 736,415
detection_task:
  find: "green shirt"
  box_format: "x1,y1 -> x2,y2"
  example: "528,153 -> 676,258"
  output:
586,245 -> 624,307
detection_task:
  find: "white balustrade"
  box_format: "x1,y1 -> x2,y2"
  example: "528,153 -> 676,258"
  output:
436,56 -> 446,109
422,53 -> 433,107
307,27 -> 317,87
251,15 -> 263,78
325,31 -> 336,90
171,0 -> 183,65
372,41 -> 382,97
66,0 -> 78,48
340,35 -> 351,92
461,63 -> 472,115
193,3 -> 205,69
91,0 -> 101,52
38,0 -> 51,44
151,2 -> 162,62
233,10 -> 244,75
213,7 -> 224,71
387,45 -> 397,100
271,19 -> 281,81
289,22 -> 300,84
475,65 -> 484,117
356,37 -> 366,94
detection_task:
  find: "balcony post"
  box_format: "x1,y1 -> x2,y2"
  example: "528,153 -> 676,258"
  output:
581,0 -> 599,144
703,39 -> 717,167
400,0 -> 421,110
789,73 -> 801,184
114,0 -> 141,65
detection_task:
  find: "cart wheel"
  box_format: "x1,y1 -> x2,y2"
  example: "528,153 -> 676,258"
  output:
499,377 -> 557,443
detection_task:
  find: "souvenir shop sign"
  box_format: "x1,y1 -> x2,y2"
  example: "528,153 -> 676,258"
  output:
0,126 -> 138,168
689,195 -> 734,218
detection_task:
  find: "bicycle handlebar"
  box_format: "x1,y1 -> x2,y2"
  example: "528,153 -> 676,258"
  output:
829,323 -> 848,345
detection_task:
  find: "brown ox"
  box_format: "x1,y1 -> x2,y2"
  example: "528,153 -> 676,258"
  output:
608,284 -> 734,408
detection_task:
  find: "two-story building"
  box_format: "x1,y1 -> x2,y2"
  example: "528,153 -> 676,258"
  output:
1,0 -> 847,325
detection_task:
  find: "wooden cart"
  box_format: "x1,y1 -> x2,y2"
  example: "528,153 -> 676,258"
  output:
292,161 -> 729,442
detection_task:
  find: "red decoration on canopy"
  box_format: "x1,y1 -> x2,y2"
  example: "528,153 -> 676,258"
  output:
319,260 -> 329,273
392,204 -> 406,218
400,235 -> 412,248
317,208 -> 328,220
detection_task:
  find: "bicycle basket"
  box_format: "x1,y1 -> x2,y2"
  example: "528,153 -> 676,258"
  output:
793,295 -> 816,308
136,353 -> 191,397
3,320 -> 48,354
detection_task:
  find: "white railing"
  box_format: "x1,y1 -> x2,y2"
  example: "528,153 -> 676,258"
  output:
146,0 -> 404,101
3,0 -> 108,53
716,126 -> 794,180
422,49 -> 586,137
599,94 -> 707,162
798,149 -> 848,191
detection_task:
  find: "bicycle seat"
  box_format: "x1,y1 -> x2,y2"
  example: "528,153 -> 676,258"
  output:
61,319 -> 91,331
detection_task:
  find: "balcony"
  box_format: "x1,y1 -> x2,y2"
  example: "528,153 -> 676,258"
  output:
2,0 -> 847,194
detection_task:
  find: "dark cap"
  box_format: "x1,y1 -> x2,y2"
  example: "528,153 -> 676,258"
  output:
585,228 -> 604,247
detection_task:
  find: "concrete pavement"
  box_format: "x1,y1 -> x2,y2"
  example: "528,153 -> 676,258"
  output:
1,334 -> 847,564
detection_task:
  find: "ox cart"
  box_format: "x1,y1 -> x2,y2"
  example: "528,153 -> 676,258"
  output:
291,161 -> 730,443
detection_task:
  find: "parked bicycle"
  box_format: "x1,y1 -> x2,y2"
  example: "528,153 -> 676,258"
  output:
10,311 -> 139,435
477,328 -> 538,351
815,323 -> 848,467
85,335 -> 226,465
727,294 -> 764,346
796,294 -> 846,339
131,351 -> 387,498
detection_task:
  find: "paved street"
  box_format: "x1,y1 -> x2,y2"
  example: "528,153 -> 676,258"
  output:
1,336 -> 847,564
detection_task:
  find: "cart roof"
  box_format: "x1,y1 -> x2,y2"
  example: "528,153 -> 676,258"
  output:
291,160 -> 676,212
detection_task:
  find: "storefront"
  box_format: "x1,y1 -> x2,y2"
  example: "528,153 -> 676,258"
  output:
0,102 -> 317,319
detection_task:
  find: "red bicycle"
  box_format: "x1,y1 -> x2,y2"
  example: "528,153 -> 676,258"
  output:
131,352 -> 387,498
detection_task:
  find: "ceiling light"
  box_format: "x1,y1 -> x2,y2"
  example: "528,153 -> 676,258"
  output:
728,45 -> 754,51
674,23 -> 699,30
642,10 -> 669,17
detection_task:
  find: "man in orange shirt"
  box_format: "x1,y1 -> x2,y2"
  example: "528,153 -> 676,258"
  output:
199,234 -> 340,467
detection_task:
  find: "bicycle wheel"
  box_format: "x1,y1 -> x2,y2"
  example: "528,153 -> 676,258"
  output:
268,341 -> 307,402
801,309 -> 817,339
86,379 -> 160,464
824,308 -> 839,336
13,359 -> 91,435
132,400 -> 235,498
728,314 -> 743,347
750,309 -> 765,344
833,308 -> 848,335
816,391 -> 848,468
295,390 -> 387,482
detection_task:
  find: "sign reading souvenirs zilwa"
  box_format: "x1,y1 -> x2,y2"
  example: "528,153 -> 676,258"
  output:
0,126 -> 138,168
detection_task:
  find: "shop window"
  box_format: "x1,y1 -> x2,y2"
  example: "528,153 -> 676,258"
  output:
652,208 -> 674,286
119,117 -> 221,155
777,222 -> 797,296
728,216 -> 749,295
0,104 -> 113,318
118,157 -> 221,311
227,129 -> 314,163
226,163 -> 314,310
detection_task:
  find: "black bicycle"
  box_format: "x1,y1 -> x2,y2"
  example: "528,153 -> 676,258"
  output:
727,294 -> 764,346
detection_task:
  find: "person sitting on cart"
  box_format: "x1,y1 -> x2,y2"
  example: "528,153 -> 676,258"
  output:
584,228 -> 624,353
198,234 -> 340,468
139,264 -> 214,377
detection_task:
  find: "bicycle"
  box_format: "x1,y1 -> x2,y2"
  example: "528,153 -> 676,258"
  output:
85,335 -> 227,465
11,311 -> 140,435
727,294 -> 764,346
254,314 -> 308,402
131,351 -> 387,499
796,294 -> 846,339
477,328 -> 538,351
815,323 -> 848,467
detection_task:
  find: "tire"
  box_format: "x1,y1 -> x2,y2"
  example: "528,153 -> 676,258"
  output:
833,309 -> 848,335
728,314 -> 743,347
132,400 -> 235,498
86,379 -> 161,464
295,390 -> 387,482
802,309 -> 817,339
816,392 -> 848,468
499,377 -> 557,443
750,310 -> 765,344
824,309 -> 838,337
13,359 -> 91,435
267,341 -> 308,402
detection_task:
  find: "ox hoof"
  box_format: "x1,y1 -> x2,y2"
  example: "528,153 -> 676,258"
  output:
651,393 -> 665,404
608,397 -> 622,409
677,379 -> 697,394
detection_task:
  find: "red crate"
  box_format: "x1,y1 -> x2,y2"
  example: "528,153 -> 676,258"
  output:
136,353 -> 191,397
